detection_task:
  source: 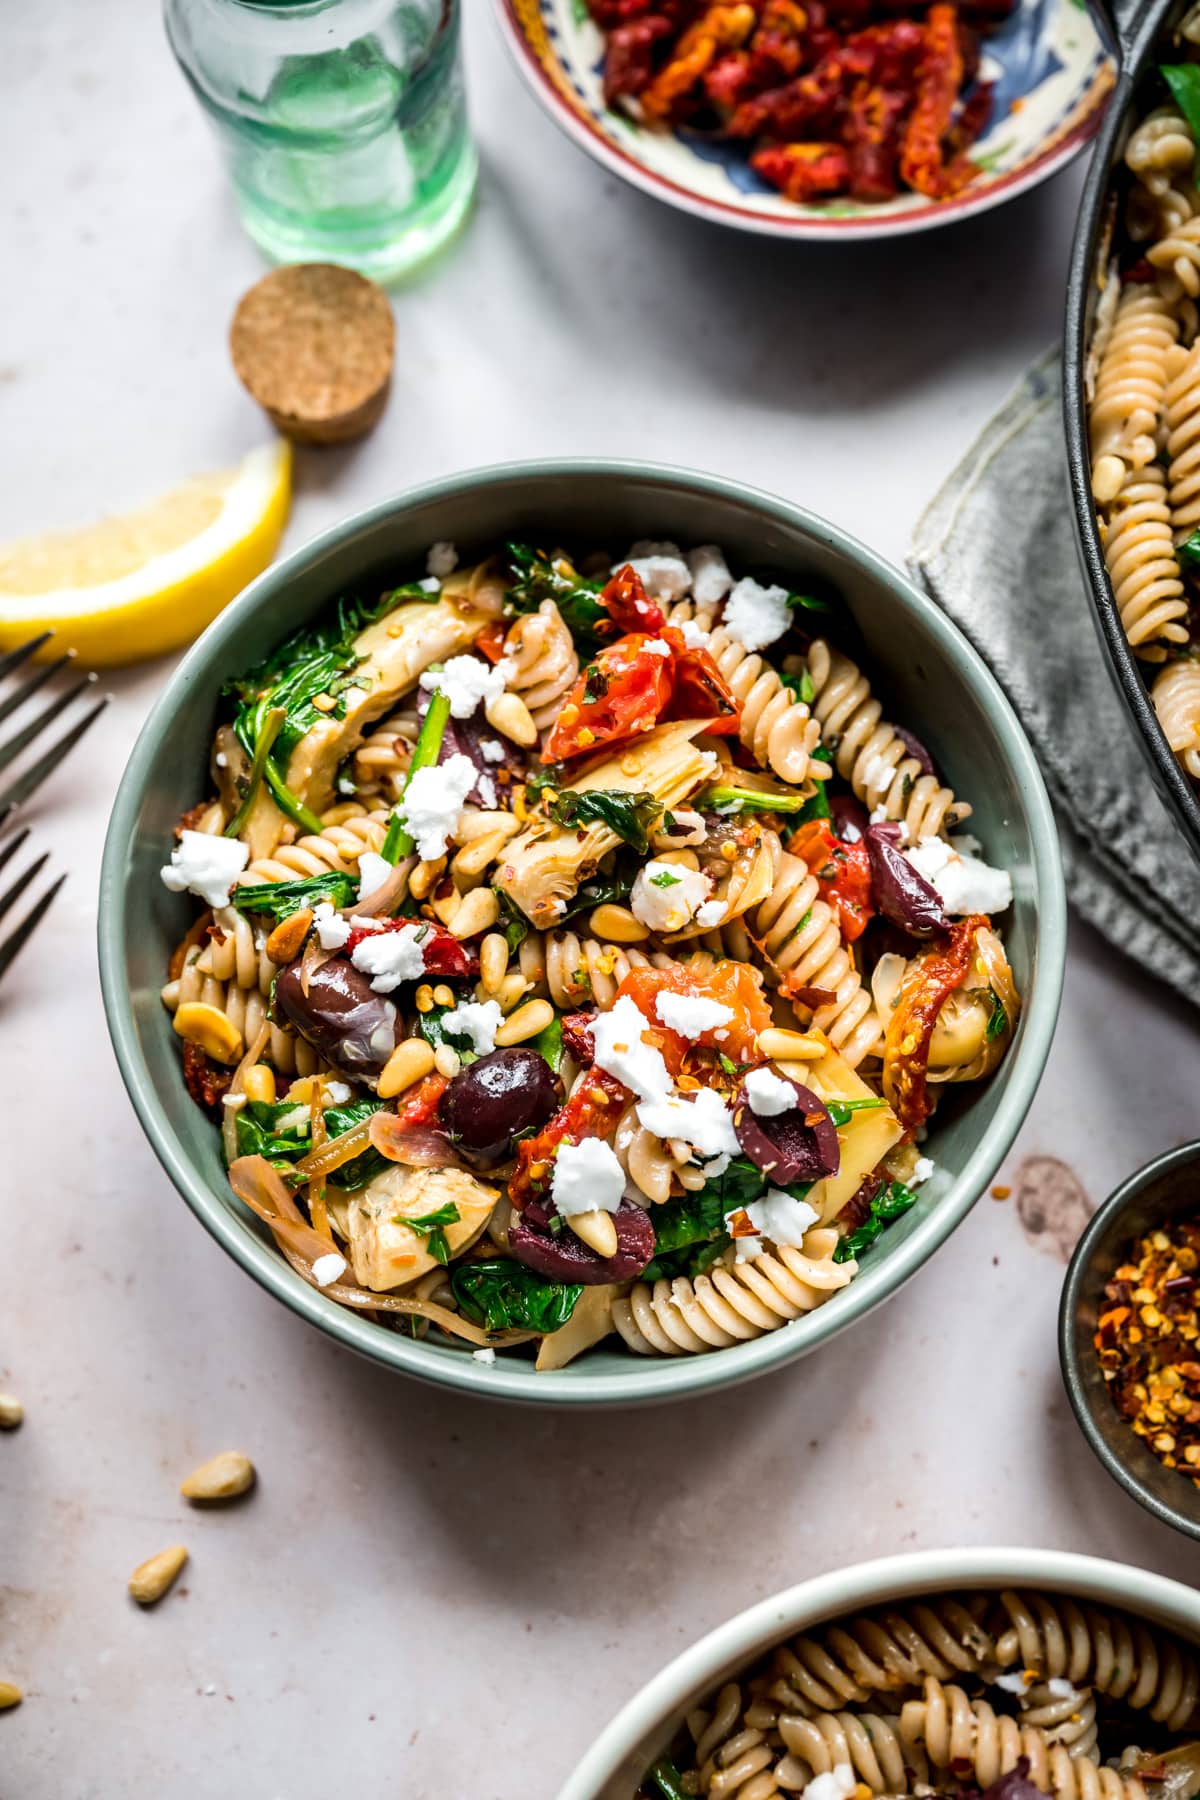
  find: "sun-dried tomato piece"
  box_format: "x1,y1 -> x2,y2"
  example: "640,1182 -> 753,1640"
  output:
603,14 -> 676,100
899,4 -> 963,199
704,49 -> 756,108
640,1 -> 757,122
882,915 -> 984,1134
182,1041 -> 233,1117
844,80 -> 909,199
175,801 -> 213,839
752,139 -> 851,198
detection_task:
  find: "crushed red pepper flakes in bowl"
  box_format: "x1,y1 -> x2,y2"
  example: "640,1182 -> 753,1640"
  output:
1094,1219 -> 1200,1488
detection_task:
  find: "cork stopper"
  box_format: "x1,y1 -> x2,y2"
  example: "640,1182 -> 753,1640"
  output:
229,263 -> 395,446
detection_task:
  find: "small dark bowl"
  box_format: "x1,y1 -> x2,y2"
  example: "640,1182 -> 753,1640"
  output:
1060,1140 -> 1200,1542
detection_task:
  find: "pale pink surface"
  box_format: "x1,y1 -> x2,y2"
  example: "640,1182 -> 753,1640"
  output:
4,5 -> 1200,1797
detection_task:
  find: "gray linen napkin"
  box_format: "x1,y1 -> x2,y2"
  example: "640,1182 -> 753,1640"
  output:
909,347 -> 1200,1003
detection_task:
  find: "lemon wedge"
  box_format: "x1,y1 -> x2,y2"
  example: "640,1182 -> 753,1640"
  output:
0,440 -> 291,667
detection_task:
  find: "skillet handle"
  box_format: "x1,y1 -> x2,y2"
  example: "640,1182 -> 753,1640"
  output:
1091,0 -> 1156,64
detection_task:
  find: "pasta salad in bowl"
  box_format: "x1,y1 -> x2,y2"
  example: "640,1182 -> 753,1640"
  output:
99,462 -> 1064,1402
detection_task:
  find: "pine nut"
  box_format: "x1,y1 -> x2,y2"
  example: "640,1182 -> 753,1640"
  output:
129,1544 -> 189,1607
756,1027 -> 825,1061
453,831 -> 511,880
485,691 -> 537,747
0,1683 -> 22,1710
432,983 -> 455,1008
409,856 -> 446,900
264,908 -> 313,966
434,1043 -> 462,1078
414,983 -> 435,1014
480,933 -> 509,994
180,1451 -> 256,1502
378,1037 -> 437,1099
431,886 -> 461,927
589,903 -> 649,944
455,810 -> 520,843
450,887 -> 499,940
172,1002 -> 243,1066
242,1065 -> 277,1107
494,999 -> 554,1046
655,848 -> 701,870
496,971 -> 529,1014
567,1210 -> 618,1258
0,1395 -> 22,1430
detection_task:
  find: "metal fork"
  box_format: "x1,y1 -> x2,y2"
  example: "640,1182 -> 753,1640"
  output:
0,826 -> 66,986
0,633 -> 110,829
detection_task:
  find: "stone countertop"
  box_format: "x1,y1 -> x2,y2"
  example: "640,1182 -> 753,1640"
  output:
4,4 -> 1200,1796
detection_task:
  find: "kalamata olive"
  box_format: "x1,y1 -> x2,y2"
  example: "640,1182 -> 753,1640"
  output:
734,1077 -> 840,1184
438,1049 -> 563,1160
419,685 -> 524,806
864,822 -> 947,937
274,957 -> 398,1078
509,1200 -> 655,1285
829,793 -> 870,843
893,724 -> 937,778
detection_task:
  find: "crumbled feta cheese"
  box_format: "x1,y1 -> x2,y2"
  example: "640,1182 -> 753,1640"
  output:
350,924 -> 428,993
630,860 -> 712,933
686,544 -> 733,606
394,754 -> 476,861
803,1768 -> 857,1800
869,803 -> 894,827
338,774 -> 357,795
593,995 -> 672,1101
1045,1678 -> 1078,1699
628,538 -> 681,559
636,1087 -> 740,1158
477,775 -> 497,809
312,1252 -> 347,1287
702,1153 -> 731,1179
678,618 -> 711,648
627,554 -> 692,602
274,1105 -> 311,1136
861,751 -> 896,794
730,1188 -> 820,1262
442,998 -> 504,1055
912,1156 -> 935,1184
472,1347 -> 497,1365
215,751 -> 228,769
479,739 -> 506,763
695,899 -> 727,929
419,654 -> 506,720
323,1081 -> 353,1105
643,638 -> 672,657
426,540 -> 458,578
418,575 -> 441,593
551,1137 -> 626,1216
160,831 -> 250,910
722,577 -> 792,652
356,852 -> 394,903
654,992 -> 734,1036
904,834 -> 1013,915
221,1093 -> 247,1112
660,808 -> 707,846
995,1671 -> 1033,1695
744,1067 -> 797,1116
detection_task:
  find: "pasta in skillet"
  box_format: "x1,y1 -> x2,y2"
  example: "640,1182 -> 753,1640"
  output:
160,536 -> 1019,1369
1089,50 -> 1200,777
636,1586 -> 1200,1798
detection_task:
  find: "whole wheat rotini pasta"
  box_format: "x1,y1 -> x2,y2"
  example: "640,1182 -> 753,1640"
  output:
1089,285 -> 1179,505
158,536 -> 1019,1370
1151,657 -> 1200,775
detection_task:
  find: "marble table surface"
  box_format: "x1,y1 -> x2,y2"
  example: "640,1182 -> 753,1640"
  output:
4,4 -> 1200,1796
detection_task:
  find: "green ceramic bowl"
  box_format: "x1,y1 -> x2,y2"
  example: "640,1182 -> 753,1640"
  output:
557,1548 -> 1200,1797
1060,1140 -> 1200,1542
98,460 -> 1066,1406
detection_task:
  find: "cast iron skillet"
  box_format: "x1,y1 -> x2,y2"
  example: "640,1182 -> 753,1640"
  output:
1065,0 -> 1200,859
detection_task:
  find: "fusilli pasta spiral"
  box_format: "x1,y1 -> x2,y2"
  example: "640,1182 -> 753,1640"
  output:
753,850 -> 883,1068
757,1597 -> 996,1716
243,804 -> 391,884
1164,341 -> 1200,536
612,1229 -> 853,1355
993,1589 -> 1200,1731
1100,465 -> 1189,660
1151,658 -> 1200,775
900,1679 -> 1146,1800
1089,285 -> 1179,504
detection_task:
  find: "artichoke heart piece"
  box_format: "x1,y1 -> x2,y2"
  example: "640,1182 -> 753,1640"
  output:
343,1165 -> 497,1292
495,719 -> 720,928
785,1035 -> 903,1224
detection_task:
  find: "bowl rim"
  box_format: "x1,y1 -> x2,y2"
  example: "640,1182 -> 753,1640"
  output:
492,0 -> 1112,242
1058,1136 -> 1200,1542
98,455 -> 1067,1408
555,1546 -> 1200,1799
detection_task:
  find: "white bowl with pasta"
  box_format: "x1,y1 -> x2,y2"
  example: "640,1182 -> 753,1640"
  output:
99,460 -> 1066,1404
558,1546 -> 1200,1798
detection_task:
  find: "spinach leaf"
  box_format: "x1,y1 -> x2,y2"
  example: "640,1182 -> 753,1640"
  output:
644,1759 -> 689,1800
397,1202 -> 460,1266
648,1157 -> 764,1257
642,1233 -> 732,1283
530,1015 -> 564,1071
782,668 -> 816,705
786,587 -> 839,618
417,1004 -> 479,1064
798,744 -> 833,821
1178,527 -> 1200,570
233,1096 -> 388,1191
493,888 -> 529,955
558,870 -> 633,924
1163,65 -> 1200,150
452,1259 -> 583,1333
826,1097 -> 886,1128
544,787 -> 661,853
229,871 -> 357,923
322,1099 -> 391,1190
834,1179 -> 919,1263
985,986 -> 1008,1042
503,543 -> 608,653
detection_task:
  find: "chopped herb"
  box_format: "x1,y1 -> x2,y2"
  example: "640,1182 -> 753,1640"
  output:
644,1758 -> 689,1800
718,1052 -> 739,1077
229,871 -> 357,923
452,1259 -> 583,1333
542,786 -> 661,853
582,662 -> 610,705
826,1097 -> 887,1128
782,669 -> 816,705
786,588 -> 839,617
789,906 -> 813,939
1163,65 -> 1200,150
649,869 -> 681,889
835,1179 -> 919,1262
985,986 -> 1009,1042
503,543 -> 607,653
397,1202 -> 460,1266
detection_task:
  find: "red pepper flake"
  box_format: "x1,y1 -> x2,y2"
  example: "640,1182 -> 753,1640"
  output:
1092,1218 -> 1200,1488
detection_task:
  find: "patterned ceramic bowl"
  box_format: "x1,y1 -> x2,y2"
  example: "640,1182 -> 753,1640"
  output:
495,0 -> 1115,238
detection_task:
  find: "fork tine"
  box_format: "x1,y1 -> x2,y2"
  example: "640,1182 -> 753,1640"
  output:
0,694 -> 110,827
0,672 -> 97,776
0,850 -> 48,930
0,634 -> 53,685
0,650 -> 76,732
0,827 -> 31,877
0,871 -> 67,987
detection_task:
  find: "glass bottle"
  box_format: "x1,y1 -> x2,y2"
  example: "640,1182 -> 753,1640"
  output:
163,0 -> 477,283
